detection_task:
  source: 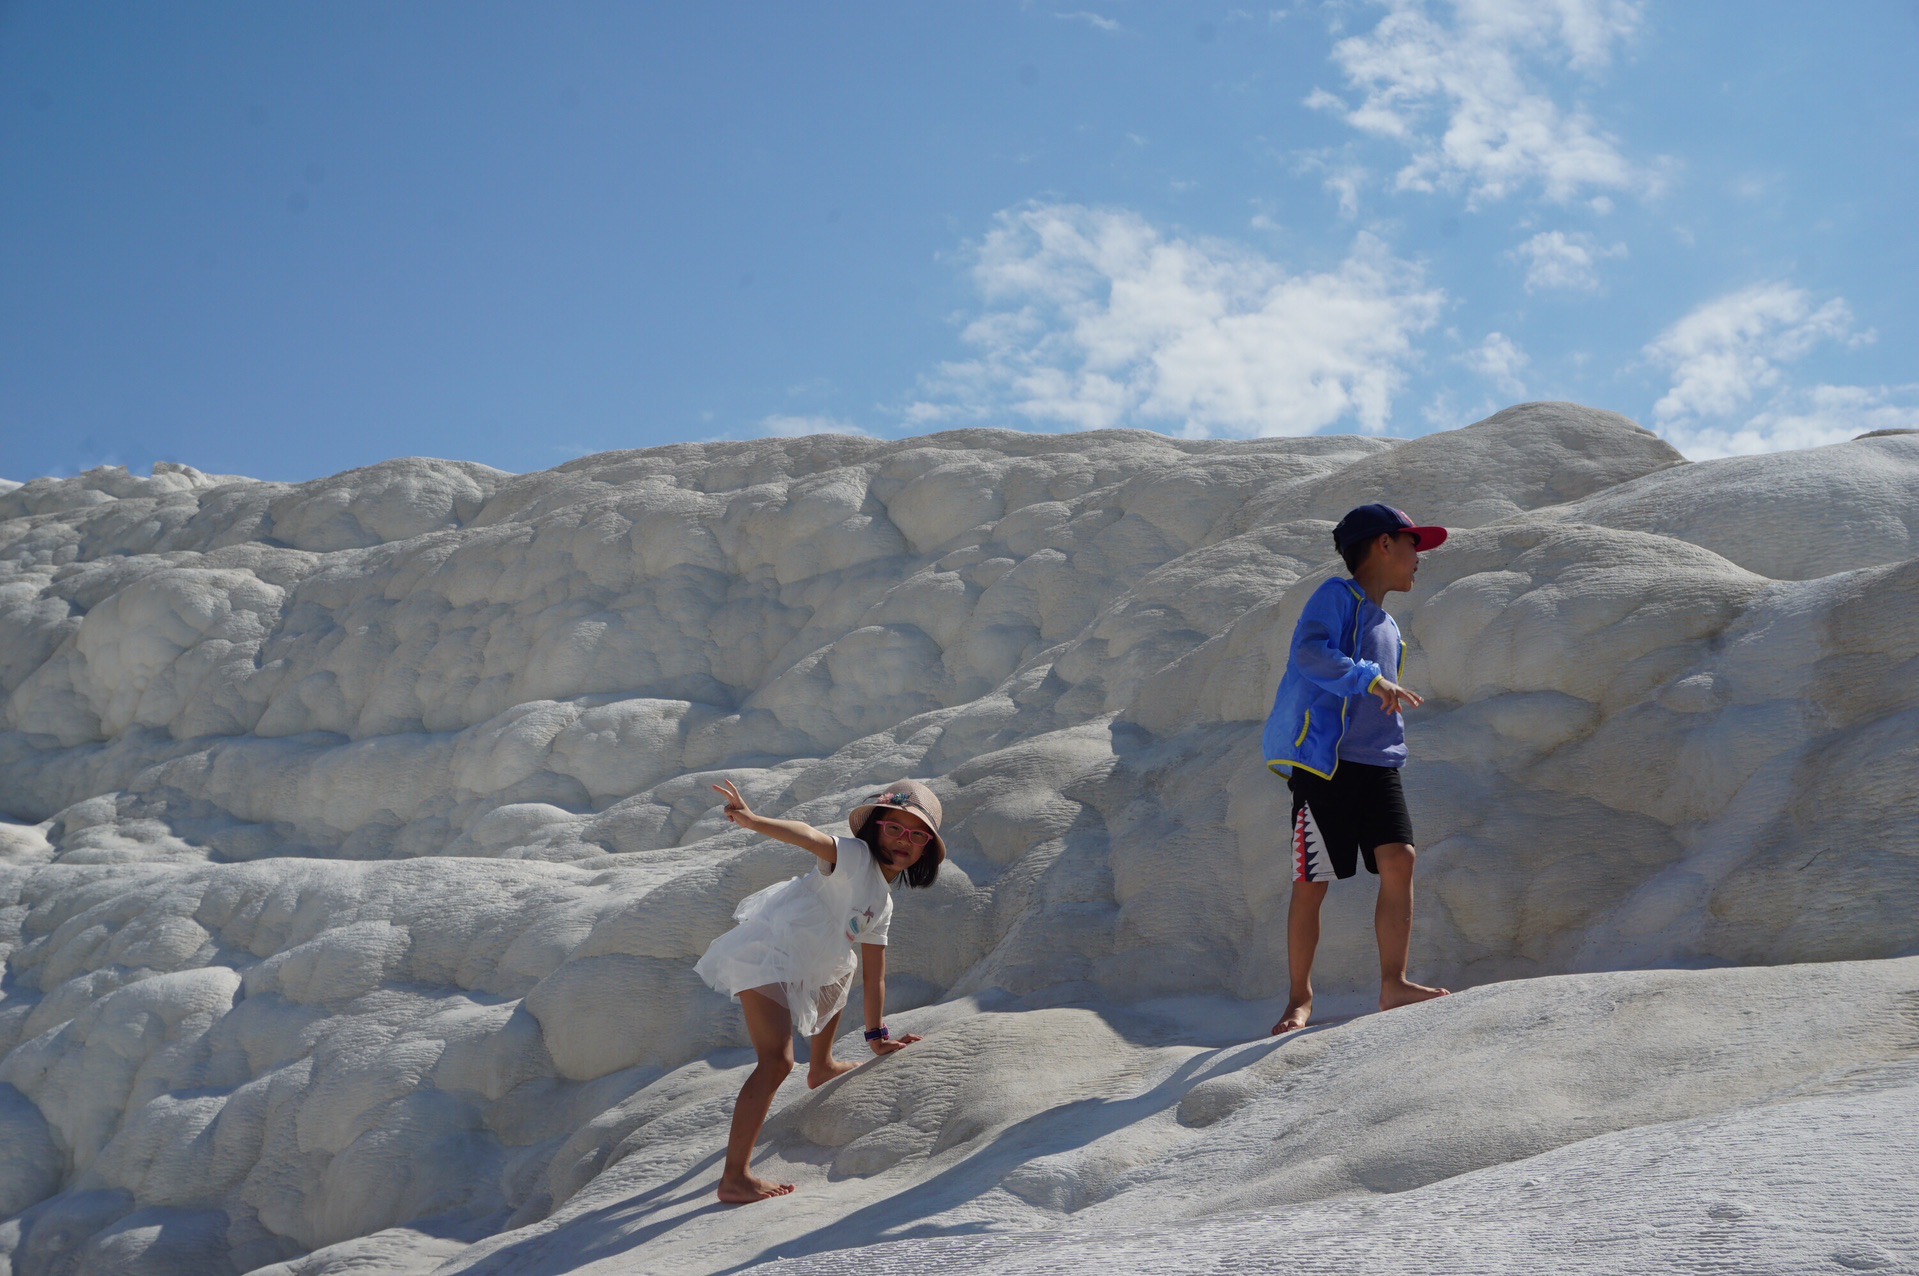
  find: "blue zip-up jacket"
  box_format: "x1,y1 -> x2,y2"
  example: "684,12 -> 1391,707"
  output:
1261,577 -> 1391,780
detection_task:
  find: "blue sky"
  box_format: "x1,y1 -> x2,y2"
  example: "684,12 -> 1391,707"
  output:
3,1 -> 1916,482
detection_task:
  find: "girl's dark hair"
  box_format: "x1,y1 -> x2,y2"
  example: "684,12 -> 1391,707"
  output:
856,817 -> 940,889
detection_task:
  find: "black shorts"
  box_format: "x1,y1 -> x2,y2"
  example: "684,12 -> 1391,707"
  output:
1287,762 -> 1414,883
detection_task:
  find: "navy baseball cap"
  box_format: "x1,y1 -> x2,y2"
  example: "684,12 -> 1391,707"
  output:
1333,503 -> 1448,552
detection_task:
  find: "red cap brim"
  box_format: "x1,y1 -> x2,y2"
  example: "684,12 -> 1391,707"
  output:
1407,526 -> 1448,551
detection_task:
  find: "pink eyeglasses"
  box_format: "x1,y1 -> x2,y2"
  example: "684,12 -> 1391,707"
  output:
876,819 -> 932,847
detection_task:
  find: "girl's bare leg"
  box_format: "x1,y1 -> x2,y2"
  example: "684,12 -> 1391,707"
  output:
806,1007 -> 860,1088
719,989 -> 797,1204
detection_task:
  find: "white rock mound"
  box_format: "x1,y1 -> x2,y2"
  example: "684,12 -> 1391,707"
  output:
1,404 -> 1915,1274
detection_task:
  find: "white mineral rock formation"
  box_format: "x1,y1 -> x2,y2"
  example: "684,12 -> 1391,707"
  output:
1,404 -> 1914,1274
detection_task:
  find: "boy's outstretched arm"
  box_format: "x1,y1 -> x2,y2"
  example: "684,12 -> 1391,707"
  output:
1291,612 -> 1423,712
1290,612 -> 1386,697
712,779 -> 838,864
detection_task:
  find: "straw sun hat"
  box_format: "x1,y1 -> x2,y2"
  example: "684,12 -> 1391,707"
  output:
846,780 -> 947,867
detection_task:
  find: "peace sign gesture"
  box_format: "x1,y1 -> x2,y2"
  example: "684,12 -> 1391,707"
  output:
712,779 -> 755,828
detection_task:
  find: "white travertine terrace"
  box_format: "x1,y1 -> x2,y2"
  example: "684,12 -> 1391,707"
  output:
1,404 -> 1914,1274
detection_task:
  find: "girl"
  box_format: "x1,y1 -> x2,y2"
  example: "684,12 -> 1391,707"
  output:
695,777 -> 946,1205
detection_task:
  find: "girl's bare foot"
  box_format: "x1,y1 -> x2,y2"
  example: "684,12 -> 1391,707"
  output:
1272,995 -> 1313,1035
1380,978 -> 1449,1011
806,1058 -> 860,1089
717,1172 -> 794,1205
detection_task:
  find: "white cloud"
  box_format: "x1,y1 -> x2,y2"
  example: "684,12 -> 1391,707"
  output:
907,203 -> 1445,438
1295,148 -> 1371,217
1642,284 -> 1904,458
1645,284 -> 1863,424
1658,384 -> 1919,460
757,414 -> 874,438
1464,331 -> 1527,394
1511,229 -> 1627,292
1056,10 -> 1121,32
1421,387 -> 1500,429
1310,0 -> 1651,205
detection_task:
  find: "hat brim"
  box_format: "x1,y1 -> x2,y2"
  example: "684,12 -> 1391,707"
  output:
1406,525 -> 1448,551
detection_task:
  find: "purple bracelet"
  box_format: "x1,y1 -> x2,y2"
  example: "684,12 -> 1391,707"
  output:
864,1025 -> 889,1042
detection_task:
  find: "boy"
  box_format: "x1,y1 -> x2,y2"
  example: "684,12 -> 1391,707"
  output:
1261,503 -> 1450,1035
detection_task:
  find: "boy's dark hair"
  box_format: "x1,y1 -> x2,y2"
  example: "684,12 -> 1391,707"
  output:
857,819 -> 940,889
1339,534 -> 1376,577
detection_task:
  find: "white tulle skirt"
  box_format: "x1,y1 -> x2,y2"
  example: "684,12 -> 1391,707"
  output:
695,873 -> 857,1037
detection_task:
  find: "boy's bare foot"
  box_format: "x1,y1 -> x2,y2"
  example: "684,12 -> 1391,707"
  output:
1380,978 -> 1449,1012
717,1172 -> 795,1205
1271,995 -> 1313,1035
806,1058 -> 860,1089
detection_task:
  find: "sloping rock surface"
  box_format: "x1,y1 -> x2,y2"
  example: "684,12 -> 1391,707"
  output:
2,404 -> 1915,1274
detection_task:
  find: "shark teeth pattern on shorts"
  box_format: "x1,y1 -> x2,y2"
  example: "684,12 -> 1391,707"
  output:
1294,801 -> 1329,884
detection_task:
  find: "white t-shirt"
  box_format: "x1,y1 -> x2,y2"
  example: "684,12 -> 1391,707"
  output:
821,836 -> 894,947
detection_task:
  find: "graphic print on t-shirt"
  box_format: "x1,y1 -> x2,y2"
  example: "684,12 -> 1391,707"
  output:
828,838 -> 893,947
1339,600 -> 1407,767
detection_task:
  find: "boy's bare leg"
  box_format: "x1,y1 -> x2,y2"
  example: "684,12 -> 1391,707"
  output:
1374,843 -> 1449,1011
806,1008 -> 859,1088
719,989 -> 798,1204
1273,879 -> 1329,1034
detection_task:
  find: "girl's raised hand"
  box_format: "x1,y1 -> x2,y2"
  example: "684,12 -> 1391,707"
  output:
712,779 -> 753,828
870,1032 -> 923,1056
